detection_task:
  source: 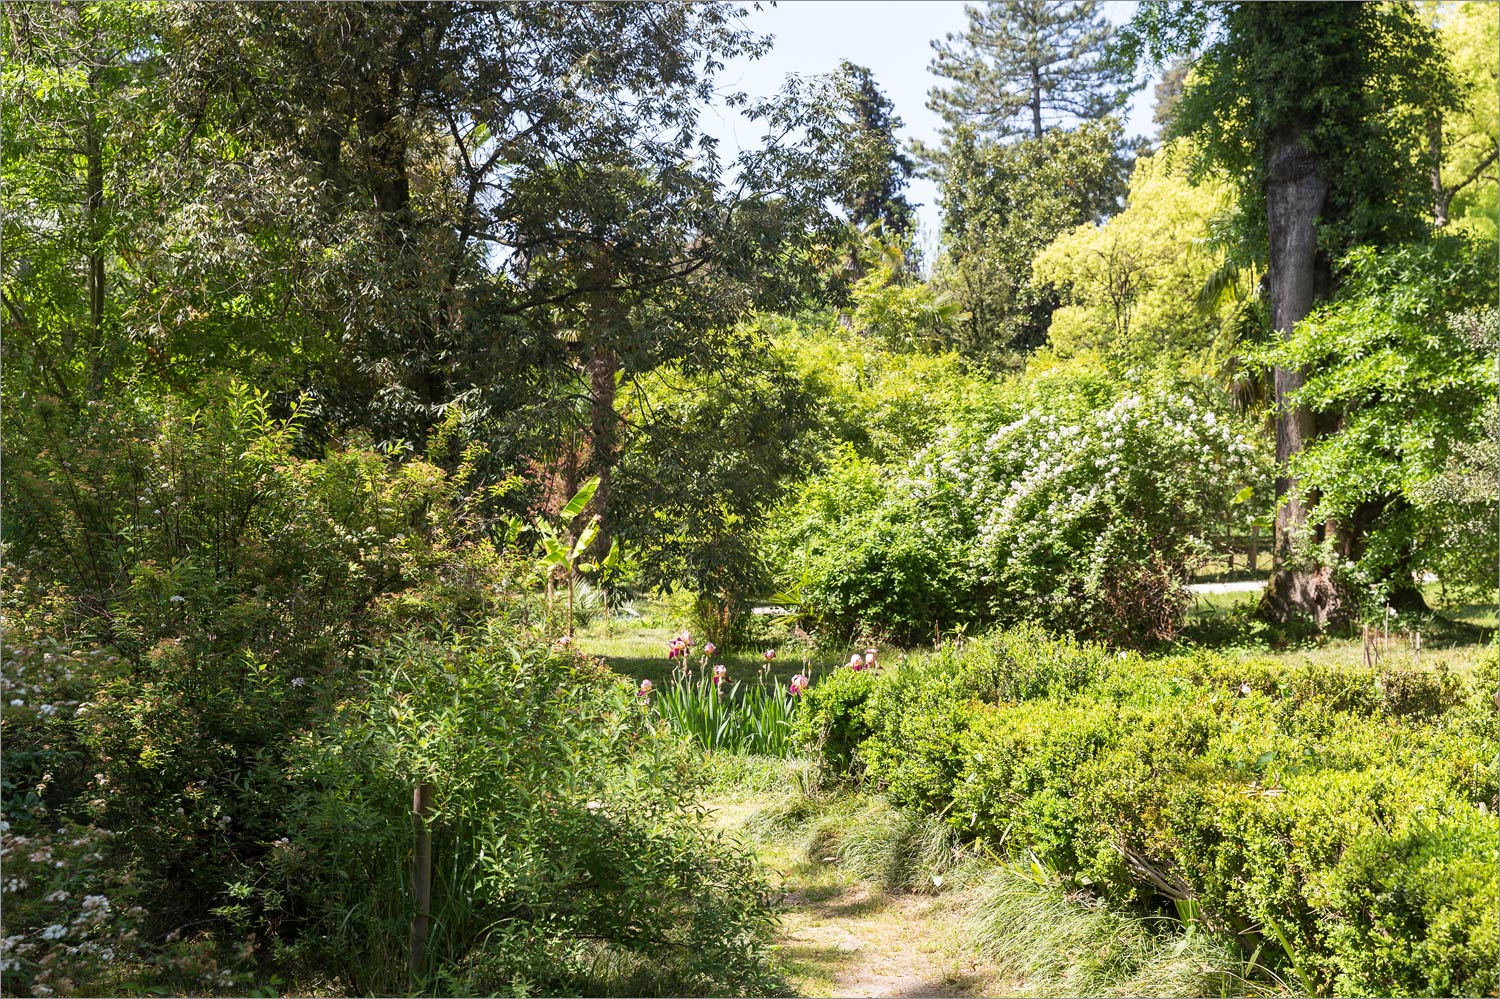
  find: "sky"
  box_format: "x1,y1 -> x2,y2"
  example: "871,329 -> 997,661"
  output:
701,0 -> 1161,245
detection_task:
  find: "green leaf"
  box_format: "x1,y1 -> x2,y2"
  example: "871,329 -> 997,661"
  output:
560,477 -> 600,520
570,517 -> 601,560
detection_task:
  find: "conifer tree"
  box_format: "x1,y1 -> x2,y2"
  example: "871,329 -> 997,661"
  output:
835,61 -> 916,238
928,0 -> 1134,142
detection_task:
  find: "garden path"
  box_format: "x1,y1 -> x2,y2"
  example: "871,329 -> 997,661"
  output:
708,800 -> 1003,998
774,881 -> 994,998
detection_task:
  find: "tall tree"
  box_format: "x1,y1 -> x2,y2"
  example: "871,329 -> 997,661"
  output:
928,0 -> 1134,143
5,1 -> 851,587
1424,1 -> 1499,231
932,118 -> 1127,357
1124,1 -> 1458,625
832,61 -> 916,238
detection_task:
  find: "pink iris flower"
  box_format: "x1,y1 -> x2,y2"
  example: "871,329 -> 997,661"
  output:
637,679 -> 654,697
790,674 -> 809,696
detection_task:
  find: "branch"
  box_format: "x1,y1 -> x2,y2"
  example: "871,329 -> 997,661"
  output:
1443,143 -> 1499,202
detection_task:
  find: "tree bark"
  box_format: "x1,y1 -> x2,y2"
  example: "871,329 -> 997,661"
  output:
1029,59 -> 1042,139
1258,129 -> 1347,627
1428,115 -> 1448,228
582,348 -> 620,565
85,70 -> 106,400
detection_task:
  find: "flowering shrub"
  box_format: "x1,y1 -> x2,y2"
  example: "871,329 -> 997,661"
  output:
910,379 -> 1258,644
770,374 -> 1261,645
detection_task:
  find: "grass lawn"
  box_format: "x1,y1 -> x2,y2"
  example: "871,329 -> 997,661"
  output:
581,584 -> 1494,691
574,615 -> 818,688
573,602 -> 902,688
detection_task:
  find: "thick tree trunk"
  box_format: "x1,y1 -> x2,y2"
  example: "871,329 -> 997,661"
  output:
1258,129 -> 1347,628
1336,495 -> 1430,613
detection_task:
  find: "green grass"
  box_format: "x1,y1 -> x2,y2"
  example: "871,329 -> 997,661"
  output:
573,602 -> 888,689
711,761 -> 1282,999
964,860 -> 1274,998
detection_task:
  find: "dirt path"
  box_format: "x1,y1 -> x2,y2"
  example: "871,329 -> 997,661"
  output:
775,881 -> 993,998
708,799 -> 1001,998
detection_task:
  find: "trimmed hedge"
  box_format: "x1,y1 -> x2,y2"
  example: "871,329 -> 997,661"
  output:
797,629 -> 1498,997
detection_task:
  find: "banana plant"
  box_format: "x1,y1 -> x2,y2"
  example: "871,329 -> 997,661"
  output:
504,477 -> 620,636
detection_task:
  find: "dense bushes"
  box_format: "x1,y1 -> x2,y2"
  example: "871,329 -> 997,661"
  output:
0,388 -> 782,996
271,630 -> 779,996
766,371 -> 1262,646
797,628 -> 1498,997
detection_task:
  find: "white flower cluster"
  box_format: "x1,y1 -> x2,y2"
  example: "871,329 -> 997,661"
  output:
901,384 -> 1257,607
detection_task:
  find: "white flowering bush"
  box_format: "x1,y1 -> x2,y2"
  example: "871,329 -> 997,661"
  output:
909,382 -> 1258,643
772,373 -> 1259,645
0,819 -> 146,997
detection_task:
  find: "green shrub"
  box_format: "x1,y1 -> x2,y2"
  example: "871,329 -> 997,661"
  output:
764,450 -> 974,644
857,656 -> 977,810
857,628 -> 1116,812
793,662 -> 879,777
267,628 -> 781,996
812,625 -> 1499,997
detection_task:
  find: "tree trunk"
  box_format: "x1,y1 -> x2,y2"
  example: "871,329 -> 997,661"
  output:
1428,115 -> 1449,228
1029,60 -> 1043,139
582,348 -> 620,565
85,74 -> 106,400
1336,495 -> 1430,613
1258,129 -> 1346,628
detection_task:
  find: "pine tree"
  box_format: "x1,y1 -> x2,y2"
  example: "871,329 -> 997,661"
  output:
928,0 -> 1134,141
835,61 -> 916,237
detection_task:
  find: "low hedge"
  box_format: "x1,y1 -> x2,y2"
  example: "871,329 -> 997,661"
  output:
796,629 -> 1498,997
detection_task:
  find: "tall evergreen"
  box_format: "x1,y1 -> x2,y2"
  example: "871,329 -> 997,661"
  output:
928,0 -> 1134,142
835,61 -> 916,237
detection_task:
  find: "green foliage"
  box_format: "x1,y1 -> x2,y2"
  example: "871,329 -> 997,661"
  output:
829,62 -> 916,238
614,346 -> 826,612
1262,236 -> 1499,604
967,860 -> 1247,998
793,662 -> 880,778
652,672 -> 802,757
1033,140 -> 1233,366
771,317 -> 999,463
932,119 -> 1130,356
926,0 -> 1134,142
770,370 -> 1261,646
763,449 -> 974,644
272,630 -> 780,996
800,625 -> 1500,998
1429,0 -> 1500,235
847,234 -> 962,350
1130,1 -> 1458,251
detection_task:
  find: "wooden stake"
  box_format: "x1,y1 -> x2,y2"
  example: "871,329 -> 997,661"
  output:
410,782 -> 435,979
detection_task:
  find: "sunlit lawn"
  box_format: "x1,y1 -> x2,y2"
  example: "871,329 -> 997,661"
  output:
574,611 -> 831,688
581,583 -> 1494,689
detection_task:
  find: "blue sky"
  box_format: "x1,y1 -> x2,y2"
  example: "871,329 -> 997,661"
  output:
702,1 -> 1160,245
